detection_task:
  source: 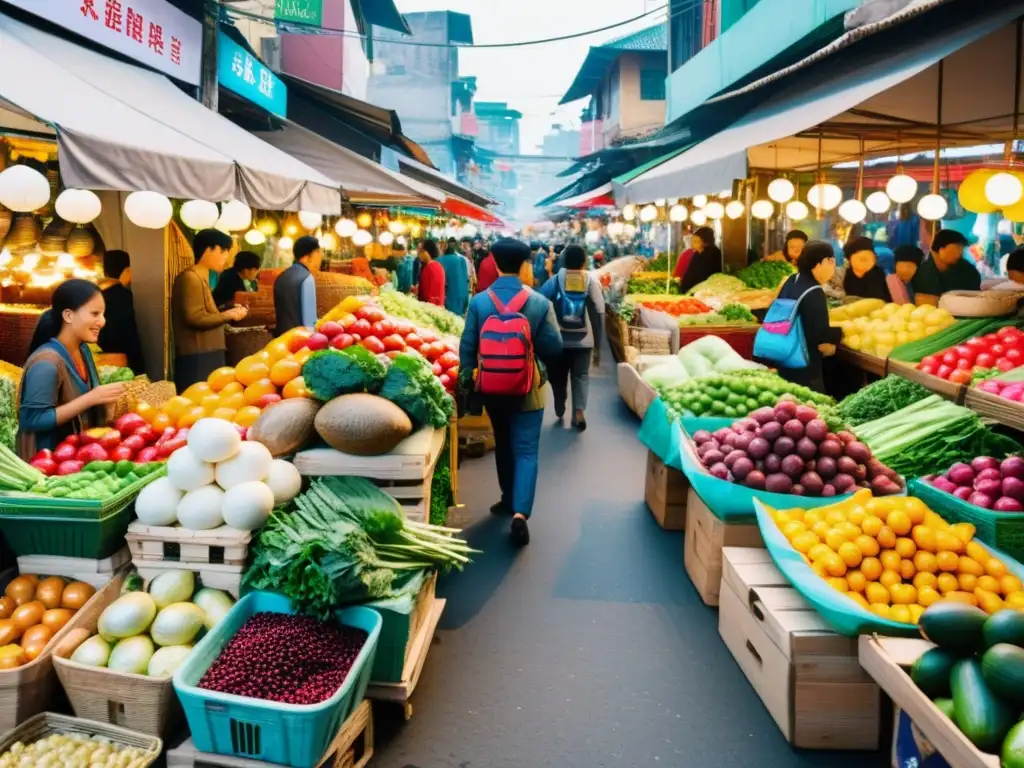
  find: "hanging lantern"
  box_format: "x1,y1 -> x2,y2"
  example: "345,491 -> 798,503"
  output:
704,201 -> 725,219
297,211 -> 323,231
767,178 -> 795,203
692,194 -> 708,208
807,183 -> 842,211
623,223 -> 637,237
0,165 -> 50,212
124,191 -> 172,229
886,174 -> 918,204
690,210 -> 708,226
396,235 -> 408,246
607,221 -> 625,236
785,201 -> 809,221
256,215 -> 279,237
319,232 -> 338,251
865,191 -> 892,215
244,229 -> 266,246
668,204 -> 688,222
54,189 -> 101,224
278,236 -> 294,251
622,204 -> 636,221
985,172 -> 1024,207
356,212 -> 373,228
719,189 -> 732,198
179,199 -> 220,230
378,231 -> 394,246
838,199 -> 867,224
654,198 -> 666,207
335,218 -> 358,238
352,229 -> 372,246
917,194 -> 948,221
724,200 -> 745,219
750,200 -> 774,220
958,169 -> 999,214
217,200 -> 253,232
639,204 -> 658,223
387,220 -> 406,234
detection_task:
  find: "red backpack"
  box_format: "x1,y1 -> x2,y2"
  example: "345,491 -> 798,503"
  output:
476,289 -> 534,397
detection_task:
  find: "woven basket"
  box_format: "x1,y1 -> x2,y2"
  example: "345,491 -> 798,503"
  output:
110,375 -> 151,421
65,227 -> 95,258
0,208 -> 10,242
628,326 -> 672,355
4,214 -> 40,255
316,280 -> 372,318
234,286 -> 276,329
226,326 -> 273,366
624,345 -> 640,367
0,712 -> 161,766
135,380 -> 177,410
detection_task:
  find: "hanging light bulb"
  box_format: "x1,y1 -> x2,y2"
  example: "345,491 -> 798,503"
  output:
785,201 -> 809,221
217,200 -> 253,232
865,191 -> 892,214
378,231 -> 394,246
356,212 -> 373,228
668,204 -> 688,222
886,174 -> 918,204
704,201 -> 725,219
410,224 -> 423,237
985,172 -> 1024,207
278,236 -> 294,251
917,193 -> 949,221
692,194 -> 708,208
767,178 -> 795,203
319,232 -> 338,250
639,204 -> 658,223
244,229 -> 266,246
335,218 -> 358,238
719,189 -> 732,198
838,199 -> 867,224
178,199 -> 219,230
352,229 -> 373,247
55,190 -> 101,224
690,210 -> 708,226
124,191 -> 173,229
297,211 -> 323,230
750,200 -> 774,220
807,183 -> 843,211
654,199 -> 666,207
725,200 -> 745,219
622,204 -> 636,221
387,220 -> 406,234
607,221 -> 625,236
396,235 -> 407,246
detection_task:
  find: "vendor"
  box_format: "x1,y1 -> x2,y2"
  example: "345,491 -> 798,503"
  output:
17,279 -> 128,459
678,226 -> 722,294
990,247 -> 1024,291
842,237 -> 891,302
212,250 -> 261,308
913,229 -> 979,306
765,230 -> 808,265
890,245 -> 924,304
97,250 -> 144,374
772,241 -> 843,392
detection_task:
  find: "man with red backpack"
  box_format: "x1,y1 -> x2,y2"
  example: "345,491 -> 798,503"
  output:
459,238 -> 563,547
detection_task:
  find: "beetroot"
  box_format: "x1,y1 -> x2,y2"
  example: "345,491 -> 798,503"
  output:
692,430 -> 713,446
764,473 -> 794,494
933,476 -> 958,494
816,457 -> 837,480
853,464 -> 868,482
734,418 -> 759,433
1002,456 -> 1024,479
994,496 -> 1024,512
791,484 -> 805,496
732,457 -> 754,481
760,422 -> 783,442
837,431 -> 857,445
819,440 -> 843,459
804,419 -> 829,442
821,484 -> 837,497
773,400 -> 797,422
713,428 -> 732,444
794,405 -> 818,424
969,492 -> 994,509
946,463 -> 975,487
800,471 -> 824,496
751,407 -> 776,425
843,441 -> 872,465
796,437 -> 817,460
702,449 -> 725,467
836,456 -> 858,476
763,454 -> 783,474
971,456 -> 1000,474
974,478 -> 1003,498
976,468 -> 1002,484
832,473 -> 855,493
1003,476 -> 1024,501
781,454 -> 805,479
732,433 -> 752,453
782,419 -> 805,441
747,437 -> 770,460
745,470 -> 766,490
696,442 -> 720,459
773,437 -> 795,457
709,462 -> 731,480
723,450 -> 746,469
953,486 -> 974,501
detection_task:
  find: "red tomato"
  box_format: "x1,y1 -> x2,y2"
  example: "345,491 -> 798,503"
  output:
976,353 -> 996,368
954,345 -> 976,363
393,320 -> 414,336
361,336 -> 386,355
949,369 -> 973,385
956,358 -> 973,371
999,326 -> 1023,341
937,364 -> 954,380
370,320 -> 395,338
385,350 -> 403,359
439,374 -> 451,388
445,366 -> 459,380
351,333 -> 362,342
404,333 -> 423,350
57,460 -> 84,476
340,314 -> 357,330
110,446 -> 135,462
155,427 -> 178,445
318,321 -> 343,339
991,344 -> 1007,357
382,334 -> 406,352
157,438 -> 186,459
31,449 -> 53,462
287,334 -> 311,353
919,364 -> 936,376
133,425 -> 158,444
432,362 -> 443,376
1008,348 -> 1024,364
329,334 -> 355,350
941,351 -> 958,367
997,357 -> 1017,372
356,306 -> 386,323
984,333 -> 1001,344
352,319 -> 372,337
121,435 -> 146,453
54,443 -> 77,462
437,351 -> 460,370
967,337 -> 988,350
63,434 -> 80,447
920,355 -> 938,368
306,333 -> 329,351
136,446 -> 159,463
419,329 -> 439,344
76,443 -> 109,463
30,458 -> 57,476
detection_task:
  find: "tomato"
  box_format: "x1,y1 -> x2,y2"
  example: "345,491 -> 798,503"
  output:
356,306 -> 386,323
941,351 -> 958,366
382,334 -> 406,352
956,358 -> 973,370
340,314 -> 358,330
967,337 -> 988,350
991,343 -> 1007,357
439,374 -> 451,388
318,321 -> 343,338
419,329 -> 439,344
157,438 -> 186,459
352,319 -> 372,337
437,351 -> 460,370
154,427 -> 177,445
98,431 -> 123,451
370,320 -> 395,338
385,350 -> 402,360
136,446 -> 159,463
999,326 -> 1023,341
393,320 -> 414,336
949,369 -> 973,385
937,364 -> 954,380
404,333 -> 423,350
255,393 -> 282,408
351,333 -> 362,342
997,357 -> 1017,372
133,425 -> 158,444
919,364 -> 936,375
1007,348 -> 1024,364
121,435 -> 146,453
31,449 -> 53,463
445,366 -> 459,380
330,333 -> 355,350
361,336 -> 386,355
63,434 -> 80,447
976,352 -> 996,368
919,355 -> 938,368
432,362 -> 443,376
53,443 -> 77,462
984,333 -> 1001,344
110,446 -> 134,462
954,345 -> 976,362
306,333 -> 329,351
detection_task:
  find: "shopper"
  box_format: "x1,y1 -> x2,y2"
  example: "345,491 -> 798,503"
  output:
394,243 -> 417,293
539,244 -> 604,430
679,226 -> 722,293
890,245 -> 924,304
171,228 -> 247,392
992,247 -> 1024,291
18,279 -> 128,458
461,239 -> 477,294
913,229 -> 979,306
213,250 -> 261,308
417,239 -> 446,306
459,238 -> 563,547
97,249 -> 144,374
532,243 -> 548,287
274,235 -> 320,334
476,247 -> 499,293
842,237 -> 891,302
768,230 -> 808,265
437,239 -> 470,315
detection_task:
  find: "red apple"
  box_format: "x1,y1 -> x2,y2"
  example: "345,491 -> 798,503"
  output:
306,332 -> 329,351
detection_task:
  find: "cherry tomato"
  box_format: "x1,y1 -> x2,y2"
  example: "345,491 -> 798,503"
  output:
352,318 -> 372,337
437,351 -> 460,370
63,434 -> 80,447
432,362 -> 443,376
984,333 -> 1001,344
121,435 -> 146,453
439,374 -> 451,388
949,369 -> 973,385
956,358 -> 973,370
1008,348 -> 1024,364
157,437 -> 186,458
419,329 -> 439,344
445,366 -> 459,380
404,333 -> 423,350
371,320 -> 395,338
382,334 -> 406,352
997,357 -> 1017,372
976,352 -> 996,368
919,364 -> 936,376
330,333 -> 355,350
136,446 -> 159,463
393,320 -> 414,336
361,336 -> 386,355
942,351 -> 958,366
110,446 -> 135,462
991,343 -> 1007,357
967,337 -> 988,350
937,364 -> 954,380
999,326 -> 1023,341
355,305 -> 386,323
954,345 -> 976,363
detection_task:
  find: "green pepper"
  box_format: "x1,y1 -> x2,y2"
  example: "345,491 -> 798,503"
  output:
49,488 -> 68,497
114,460 -> 133,477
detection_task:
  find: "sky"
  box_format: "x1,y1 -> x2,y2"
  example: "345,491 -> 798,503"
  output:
393,0 -> 665,153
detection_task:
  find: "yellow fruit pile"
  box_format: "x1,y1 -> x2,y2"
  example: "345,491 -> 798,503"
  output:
829,300 -> 955,359
772,490 -> 1024,624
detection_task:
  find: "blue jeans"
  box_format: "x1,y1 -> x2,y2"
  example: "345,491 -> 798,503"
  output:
487,404 -> 544,518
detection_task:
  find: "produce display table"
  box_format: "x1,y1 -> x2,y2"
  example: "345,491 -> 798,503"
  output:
887,358 -> 967,403
964,385 -> 1024,431
678,326 -> 757,360
683,488 -> 763,606
617,362 -> 657,418
835,346 -> 887,378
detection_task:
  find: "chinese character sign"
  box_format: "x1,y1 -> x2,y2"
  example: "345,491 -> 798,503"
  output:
6,0 -> 201,85
217,32 -> 287,118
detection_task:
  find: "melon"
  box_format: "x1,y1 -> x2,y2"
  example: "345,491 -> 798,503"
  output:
314,394 -> 412,456
247,399 -> 321,457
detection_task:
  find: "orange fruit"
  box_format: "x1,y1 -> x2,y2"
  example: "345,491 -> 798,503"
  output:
178,405 -> 206,428
244,378 -> 277,405
887,511 -> 912,536
210,407 -> 237,421
200,394 -> 221,415
957,556 -> 985,577
978,575 -> 1001,593
1000,575 -> 1023,595
161,395 -> 193,421
918,586 -> 941,607
207,367 -> 237,392
234,406 -> 262,427
847,592 -> 871,610
219,391 -> 246,411
894,537 -> 916,559
880,550 -> 902,572
936,551 -> 960,572
838,542 -> 863,568
861,557 -> 883,581
134,402 -> 157,424
865,583 -> 890,606
236,356 -> 271,387
270,359 -> 301,387
876,526 -> 897,550
861,516 -> 883,538
912,525 -> 937,553
913,572 -> 938,590
855,535 -> 880,558
291,347 -> 314,366
937,572 -> 960,594
150,413 -> 172,431
986,558 -> 1008,579
880,569 -> 902,589
899,559 -> 916,581
182,381 -> 212,405
958,573 -> 979,593
846,570 -> 867,593
914,551 -> 938,574
220,381 -> 244,397
282,376 -> 311,399
279,327 -> 313,349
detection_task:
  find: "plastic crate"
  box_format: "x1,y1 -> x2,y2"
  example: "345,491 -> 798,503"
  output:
909,478 -> 1024,562
173,592 -> 381,768
0,466 -> 166,520
0,501 -> 134,558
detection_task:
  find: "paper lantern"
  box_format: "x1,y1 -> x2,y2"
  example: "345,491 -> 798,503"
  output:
622,204 -> 636,221
352,229 -> 372,246
217,200 -> 252,232
704,201 -> 725,219
838,199 -> 867,224
356,212 -> 373,228
607,221 -> 625,236
244,229 -> 266,245
378,231 -> 394,246
278,236 -> 294,250
865,191 -> 892,215
668,204 -> 688,222
387,220 -> 406,234
917,194 -> 948,221
719,189 -> 732,198
124,191 -> 172,229
690,210 -> 708,226
179,199 -> 220,230
725,201 -> 745,219
654,198 -> 666,207
958,169 -> 999,214
54,189 -> 101,224
785,201 -> 809,221
692,194 -> 708,208
335,218 -> 358,237
256,215 -> 279,236
319,233 -> 338,250
807,183 -> 842,211
1001,198 -> 1024,222
396,235 -> 407,246
0,165 -> 50,212
750,200 -> 774,220
985,172 -> 1024,207
623,223 -> 637,237
767,178 -> 795,203
639,204 -> 658,223
886,174 -> 918,204
410,224 -> 422,237
297,211 -> 323,231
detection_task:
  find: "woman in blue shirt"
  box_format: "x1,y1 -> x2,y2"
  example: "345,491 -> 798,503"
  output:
16,280 -> 127,459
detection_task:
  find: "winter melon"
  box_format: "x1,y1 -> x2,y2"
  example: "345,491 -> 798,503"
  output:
247,398 -> 321,457
314,393 -> 413,456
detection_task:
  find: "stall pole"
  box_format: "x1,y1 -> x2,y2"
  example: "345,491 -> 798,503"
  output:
200,1 -> 219,110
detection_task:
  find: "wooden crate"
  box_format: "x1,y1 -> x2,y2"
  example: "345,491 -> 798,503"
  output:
17,547 -> 131,588
965,385 -> 1024,431
683,488 -> 763,606
887,358 -> 966,403
370,572 -> 436,684
167,699 -> 373,768
644,451 -> 687,531
719,548 -> 881,750
125,523 -> 250,566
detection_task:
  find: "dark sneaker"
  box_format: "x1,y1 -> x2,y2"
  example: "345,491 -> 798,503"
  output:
510,517 -> 530,547
490,501 -> 513,516
576,417 -> 587,432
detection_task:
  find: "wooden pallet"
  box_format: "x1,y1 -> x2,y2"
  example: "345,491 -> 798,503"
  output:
372,474 -> 432,524
294,428 -> 444,481
167,699 -> 373,768
366,598 -> 445,720
16,547 -> 131,588
125,523 -> 250,566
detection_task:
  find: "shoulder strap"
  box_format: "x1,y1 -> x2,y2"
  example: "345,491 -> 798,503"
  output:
506,289 -> 530,314
786,284 -> 822,321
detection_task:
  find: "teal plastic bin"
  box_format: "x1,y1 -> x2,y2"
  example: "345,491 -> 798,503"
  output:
173,592 -> 382,767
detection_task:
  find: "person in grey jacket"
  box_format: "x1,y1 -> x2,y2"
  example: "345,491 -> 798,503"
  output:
539,244 -> 605,431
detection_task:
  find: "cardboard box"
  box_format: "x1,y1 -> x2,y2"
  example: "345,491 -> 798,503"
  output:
617,363 -> 640,415
644,451 -> 688,531
683,488 -> 763,605
719,548 -> 881,750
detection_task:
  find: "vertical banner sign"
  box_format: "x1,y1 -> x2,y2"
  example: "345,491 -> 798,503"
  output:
274,0 -> 323,26
217,32 -> 288,118
3,0 -> 202,85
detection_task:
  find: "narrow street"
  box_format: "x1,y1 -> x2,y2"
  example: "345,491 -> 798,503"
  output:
374,363 -> 889,768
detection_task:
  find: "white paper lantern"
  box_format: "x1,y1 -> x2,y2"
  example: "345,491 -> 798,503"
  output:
692,194 -> 708,208
750,200 -> 774,220
719,189 -> 732,198
124,191 -> 172,229
838,199 -> 867,224
639,204 -> 658,223
807,183 -> 843,211
985,172 -> 1024,207
654,198 -> 666,207
622,204 -> 636,221
378,231 -> 394,246
607,221 -> 625,236
244,229 -> 266,245
785,201 -> 809,221
0,165 -> 50,212
179,199 -> 219,230
319,233 -> 338,251
668,204 -> 688,223
54,189 -> 101,224
335,218 -> 358,238
886,174 -> 918,204
278,236 -> 294,251
217,200 -> 252,232
396,235 -> 407,246
387,220 -> 407,234
623,223 -> 637,237
725,201 -> 745,219
767,178 -> 795,203
352,229 -> 372,247
704,201 -> 725,219
690,210 -> 708,226
297,211 -> 323,231
917,193 -> 949,221
865,191 -> 892,215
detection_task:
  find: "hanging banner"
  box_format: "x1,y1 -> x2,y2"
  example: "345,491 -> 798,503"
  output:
274,0 -> 322,26
4,0 -> 202,85
218,32 -> 287,118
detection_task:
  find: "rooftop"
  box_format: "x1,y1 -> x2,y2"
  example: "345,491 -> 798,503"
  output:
560,23 -> 668,104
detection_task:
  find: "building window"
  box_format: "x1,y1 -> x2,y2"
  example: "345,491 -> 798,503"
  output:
640,69 -> 666,101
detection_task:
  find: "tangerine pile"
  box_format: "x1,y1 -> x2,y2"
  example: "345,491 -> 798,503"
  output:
772,489 -> 1024,624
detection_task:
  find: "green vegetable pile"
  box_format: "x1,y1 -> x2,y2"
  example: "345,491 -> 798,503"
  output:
27,461 -> 163,499
302,346 -> 386,401
98,366 -> 135,384
244,476 -> 477,619
430,435 -> 454,527
837,375 -> 933,426
646,253 -> 669,272
0,376 -> 15,452
889,318 -> 1017,363
734,260 -> 795,290
0,443 -> 43,492
720,303 -> 757,323
627,277 -> 681,295
377,286 -> 464,336
685,273 -> 746,300
379,353 -> 454,430
655,370 -> 835,421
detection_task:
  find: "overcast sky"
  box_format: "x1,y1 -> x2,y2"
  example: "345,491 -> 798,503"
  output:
394,0 -> 663,152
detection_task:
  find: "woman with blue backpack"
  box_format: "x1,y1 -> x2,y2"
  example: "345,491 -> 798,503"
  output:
754,240 -> 842,393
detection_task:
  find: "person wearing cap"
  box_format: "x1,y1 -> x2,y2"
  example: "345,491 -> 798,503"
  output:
990,247 -> 1024,291
890,245 -> 924,305
678,227 -> 722,294
913,229 -> 980,306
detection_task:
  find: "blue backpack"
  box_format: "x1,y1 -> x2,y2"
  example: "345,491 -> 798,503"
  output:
553,271 -> 589,332
753,284 -> 821,369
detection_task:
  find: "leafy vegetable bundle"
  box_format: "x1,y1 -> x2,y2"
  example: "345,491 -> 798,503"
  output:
302,346 -> 386,401
734,260 -> 794,290
837,375 -> 933,426
627,276 -> 682,295
376,286 -> 464,336
0,376 -> 15,452
98,366 -> 135,384
379,353 -> 454,430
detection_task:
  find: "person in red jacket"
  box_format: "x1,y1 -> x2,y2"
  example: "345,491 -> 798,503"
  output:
476,250 -> 499,293
416,239 -> 446,306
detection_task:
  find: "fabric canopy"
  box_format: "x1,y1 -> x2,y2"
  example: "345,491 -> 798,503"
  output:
558,183 -> 613,209
442,196 -> 505,226
0,12 -> 341,214
395,156 -> 497,209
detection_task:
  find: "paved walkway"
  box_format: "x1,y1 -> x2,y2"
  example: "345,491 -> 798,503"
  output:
374,363 -> 889,768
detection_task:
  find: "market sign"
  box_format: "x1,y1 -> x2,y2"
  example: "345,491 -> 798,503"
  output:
217,32 -> 287,119
275,0 -> 322,26
4,0 -> 202,85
